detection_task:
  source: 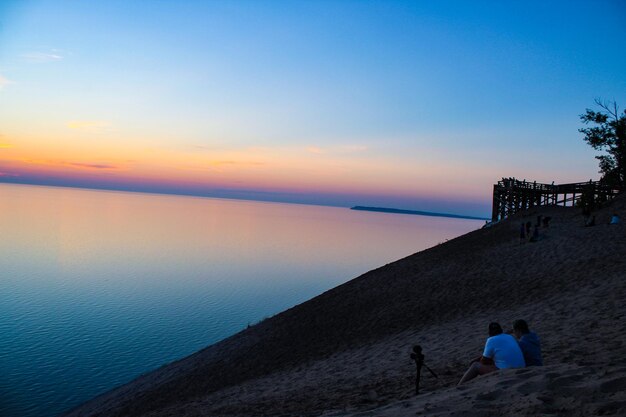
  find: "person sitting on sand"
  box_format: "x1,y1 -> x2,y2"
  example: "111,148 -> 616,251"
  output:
513,319 -> 543,366
458,322 -> 525,385
610,213 -> 620,225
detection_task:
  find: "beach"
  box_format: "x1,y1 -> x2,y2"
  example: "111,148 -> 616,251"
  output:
65,194 -> 626,417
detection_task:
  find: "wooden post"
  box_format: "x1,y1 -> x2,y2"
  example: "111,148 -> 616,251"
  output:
491,185 -> 499,222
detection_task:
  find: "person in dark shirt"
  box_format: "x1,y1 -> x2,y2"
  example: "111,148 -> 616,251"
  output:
542,216 -> 552,227
513,319 -> 543,366
529,225 -> 541,242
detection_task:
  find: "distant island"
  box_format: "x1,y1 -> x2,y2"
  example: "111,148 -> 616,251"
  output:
350,206 -> 490,221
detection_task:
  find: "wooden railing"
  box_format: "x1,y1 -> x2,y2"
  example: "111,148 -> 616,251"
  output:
491,178 -> 621,222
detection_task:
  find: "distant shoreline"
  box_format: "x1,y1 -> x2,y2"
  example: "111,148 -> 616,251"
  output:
350,205 -> 489,221
0,181 -> 483,218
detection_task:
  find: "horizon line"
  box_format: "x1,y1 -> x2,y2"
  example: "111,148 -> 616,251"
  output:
0,178 -> 490,219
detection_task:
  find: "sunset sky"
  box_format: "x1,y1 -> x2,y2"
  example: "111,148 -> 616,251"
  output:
1,0 -> 625,216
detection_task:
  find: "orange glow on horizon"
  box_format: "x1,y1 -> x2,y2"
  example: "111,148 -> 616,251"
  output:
0,130 -> 496,206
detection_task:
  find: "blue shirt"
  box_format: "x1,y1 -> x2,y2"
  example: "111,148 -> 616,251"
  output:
518,332 -> 543,366
483,333 -> 526,369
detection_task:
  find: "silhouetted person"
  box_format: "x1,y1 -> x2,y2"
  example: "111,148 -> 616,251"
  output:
519,222 -> 526,244
513,319 -> 543,367
525,221 -> 532,236
536,215 -> 542,227
542,216 -> 552,228
583,208 -> 591,225
585,215 -> 596,227
529,225 -> 540,242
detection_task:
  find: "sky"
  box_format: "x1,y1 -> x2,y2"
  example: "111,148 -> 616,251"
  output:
0,0 -> 625,217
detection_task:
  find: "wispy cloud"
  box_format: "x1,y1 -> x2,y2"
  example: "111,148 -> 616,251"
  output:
0,171 -> 20,177
208,160 -> 264,167
19,158 -> 122,170
0,74 -> 13,90
66,121 -> 109,130
21,51 -> 63,63
341,145 -> 369,152
306,144 -> 369,155
177,160 -> 265,172
209,160 -> 238,166
306,146 -> 325,154
193,144 -> 269,153
194,145 -> 220,151
67,162 -> 118,170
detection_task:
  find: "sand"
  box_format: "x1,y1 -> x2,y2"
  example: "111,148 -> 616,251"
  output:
65,194 -> 626,417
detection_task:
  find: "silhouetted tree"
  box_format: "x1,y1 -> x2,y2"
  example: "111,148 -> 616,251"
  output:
579,99 -> 626,187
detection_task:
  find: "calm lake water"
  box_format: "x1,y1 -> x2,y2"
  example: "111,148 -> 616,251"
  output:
0,183 -> 482,417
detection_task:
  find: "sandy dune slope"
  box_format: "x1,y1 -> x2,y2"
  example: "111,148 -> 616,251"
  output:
65,195 -> 626,417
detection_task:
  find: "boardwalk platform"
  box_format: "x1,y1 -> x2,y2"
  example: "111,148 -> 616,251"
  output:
491,178 -> 621,222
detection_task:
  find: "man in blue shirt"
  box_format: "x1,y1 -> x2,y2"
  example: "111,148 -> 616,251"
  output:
458,322 -> 526,385
513,319 -> 543,366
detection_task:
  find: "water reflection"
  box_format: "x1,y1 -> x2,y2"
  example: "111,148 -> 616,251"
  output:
0,183 -> 481,417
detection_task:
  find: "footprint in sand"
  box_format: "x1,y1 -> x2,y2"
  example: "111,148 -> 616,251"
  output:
474,389 -> 502,401
595,400 -> 626,415
516,379 -> 545,395
599,376 -> 626,394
